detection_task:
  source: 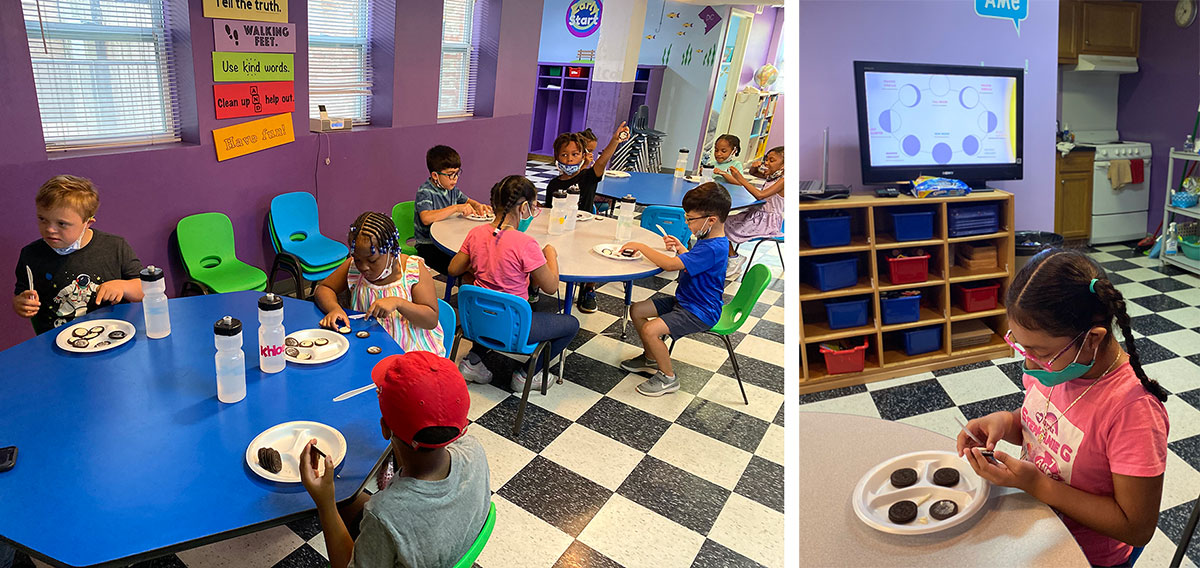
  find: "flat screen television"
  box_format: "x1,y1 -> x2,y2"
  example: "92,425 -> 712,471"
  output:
853,61 -> 1023,188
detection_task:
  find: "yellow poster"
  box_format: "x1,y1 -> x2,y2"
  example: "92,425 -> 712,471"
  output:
213,113 -> 294,161
203,0 -> 288,23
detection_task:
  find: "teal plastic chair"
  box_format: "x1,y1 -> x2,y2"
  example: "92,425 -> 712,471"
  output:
176,212 -> 268,295
451,502 -> 496,568
267,216 -> 345,298
391,201 -> 420,256
268,193 -> 350,297
437,298 -> 456,357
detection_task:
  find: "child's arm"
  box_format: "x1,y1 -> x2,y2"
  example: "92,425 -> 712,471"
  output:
720,167 -> 784,200
95,279 -> 144,304
619,241 -> 684,272
418,202 -> 471,226
591,122 -> 631,176
447,250 -> 471,277
314,259 -> 352,329
530,244 -> 560,294
299,441 -> 355,568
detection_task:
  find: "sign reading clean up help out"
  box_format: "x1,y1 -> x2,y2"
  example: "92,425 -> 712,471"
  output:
213,19 -> 295,53
203,0 -> 288,23
213,52 -> 293,82
214,82 -> 294,119
212,113 -> 294,161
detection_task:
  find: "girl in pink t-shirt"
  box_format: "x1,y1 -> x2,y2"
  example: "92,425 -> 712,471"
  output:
957,250 -> 1169,567
448,175 -> 579,394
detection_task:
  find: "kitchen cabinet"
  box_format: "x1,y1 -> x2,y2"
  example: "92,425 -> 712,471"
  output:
1056,151 -> 1094,241
1057,0 -> 1141,63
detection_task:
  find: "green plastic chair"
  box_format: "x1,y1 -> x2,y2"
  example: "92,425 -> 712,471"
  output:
668,263 -> 773,404
176,212 -> 268,295
452,501 -> 497,568
391,201 -> 420,256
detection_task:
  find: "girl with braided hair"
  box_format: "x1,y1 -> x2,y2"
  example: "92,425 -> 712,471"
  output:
956,249 -> 1169,567
313,211 -> 445,355
448,175 -> 579,393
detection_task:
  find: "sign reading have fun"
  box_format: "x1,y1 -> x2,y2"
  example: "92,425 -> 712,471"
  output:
213,19 -> 295,53
212,113 -> 295,161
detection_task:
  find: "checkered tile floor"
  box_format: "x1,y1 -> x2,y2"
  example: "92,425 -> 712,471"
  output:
8,164 -> 788,568
799,242 -> 1200,568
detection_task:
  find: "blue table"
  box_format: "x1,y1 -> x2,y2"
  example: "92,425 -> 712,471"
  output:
0,292 -> 396,568
596,171 -> 762,211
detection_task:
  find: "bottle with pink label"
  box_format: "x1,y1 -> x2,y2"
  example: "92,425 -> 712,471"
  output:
258,293 -> 285,374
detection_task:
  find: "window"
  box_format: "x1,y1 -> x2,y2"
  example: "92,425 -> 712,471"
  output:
439,0 -> 487,118
22,0 -> 182,151
309,0 -> 373,125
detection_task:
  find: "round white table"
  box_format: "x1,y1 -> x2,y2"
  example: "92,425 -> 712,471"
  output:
430,214 -> 670,315
799,412 -> 1089,566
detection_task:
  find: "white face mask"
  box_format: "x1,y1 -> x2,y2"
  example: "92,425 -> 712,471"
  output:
52,232 -> 86,255
370,254 -> 395,282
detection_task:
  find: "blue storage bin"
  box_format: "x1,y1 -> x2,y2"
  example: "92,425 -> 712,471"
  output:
948,203 -> 1000,237
825,297 -> 869,329
888,208 -> 935,241
804,213 -> 851,248
806,256 -> 859,292
881,293 -> 921,325
903,325 -> 943,356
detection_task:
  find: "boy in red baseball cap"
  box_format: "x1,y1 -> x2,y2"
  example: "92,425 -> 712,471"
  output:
300,351 -> 491,568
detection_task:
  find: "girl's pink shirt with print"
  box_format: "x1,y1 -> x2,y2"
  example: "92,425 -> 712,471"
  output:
1020,363 -> 1169,566
459,224 -> 546,298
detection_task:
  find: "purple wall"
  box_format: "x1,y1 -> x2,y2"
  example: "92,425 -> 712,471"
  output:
736,5 -> 782,89
798,0 -> 1059,231
0,0 -> 543,350
1117,0 -> 1200,232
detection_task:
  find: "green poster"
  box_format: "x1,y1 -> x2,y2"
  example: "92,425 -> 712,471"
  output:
213,52 -> 294,82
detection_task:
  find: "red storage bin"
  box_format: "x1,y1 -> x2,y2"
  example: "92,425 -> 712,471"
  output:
886,254 -> 930,285
956,282 -> 1000,312
567,67 -> 583,77
819,339 -> 869,375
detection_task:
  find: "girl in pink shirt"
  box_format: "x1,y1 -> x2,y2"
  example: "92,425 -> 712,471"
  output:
958,249 -> 1169,567
448,175 -> 579,394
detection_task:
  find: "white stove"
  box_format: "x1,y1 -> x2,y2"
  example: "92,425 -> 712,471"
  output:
1073,132 -> 1152,244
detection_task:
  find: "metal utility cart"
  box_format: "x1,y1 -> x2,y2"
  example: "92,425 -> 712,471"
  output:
1161,149 -> 1200,277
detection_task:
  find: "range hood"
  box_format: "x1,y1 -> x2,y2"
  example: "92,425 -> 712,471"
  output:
1074,54 -> 1138,74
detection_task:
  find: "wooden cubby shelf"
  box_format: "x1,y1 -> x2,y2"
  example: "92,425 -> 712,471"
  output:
798,191 -> 1016,393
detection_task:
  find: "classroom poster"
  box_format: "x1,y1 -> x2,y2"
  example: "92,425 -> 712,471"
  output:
212,113 -> 295,161
213,19 -> 296,53
213,52 -> 294,82
214,82 -> 295,119
203,0 -> 288,23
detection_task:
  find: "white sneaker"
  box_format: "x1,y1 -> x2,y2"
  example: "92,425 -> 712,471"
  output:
726,255 -> 746,278
511,367 -> 554,393
459,357 -> 493,384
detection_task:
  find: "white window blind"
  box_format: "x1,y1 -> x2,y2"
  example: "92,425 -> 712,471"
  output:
22,0 -> 182,151
309,0 -> 372,125
439,0 -> 486,118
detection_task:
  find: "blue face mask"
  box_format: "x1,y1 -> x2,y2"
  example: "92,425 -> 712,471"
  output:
557,161 -> 582,176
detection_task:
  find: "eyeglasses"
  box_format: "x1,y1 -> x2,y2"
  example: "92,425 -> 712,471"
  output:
520,201 -> 542,218
1003,329 -> 1087,370
685,215 -> 710,223
437,170 -> 461,180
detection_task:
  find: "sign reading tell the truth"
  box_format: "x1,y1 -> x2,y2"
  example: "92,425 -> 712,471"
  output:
203,0 -> 287,23
213,19 -> 295,53
214,82 -> 294,119
213,113 -> 294,161
213,52 -> 293,82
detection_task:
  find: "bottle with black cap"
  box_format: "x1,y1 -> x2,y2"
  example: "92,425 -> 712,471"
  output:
258,293 -> 285,374
140,265 -> 170,339
214,316 -> 246,403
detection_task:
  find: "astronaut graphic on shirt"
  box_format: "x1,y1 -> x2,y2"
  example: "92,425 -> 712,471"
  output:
52,273 -> 99,328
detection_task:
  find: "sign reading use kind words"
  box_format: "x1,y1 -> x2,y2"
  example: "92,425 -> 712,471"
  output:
203,0 -> 287,23
214,82 -> 294,119
213,52 -> 293,82
213,113 -> 294,161
214,19 -> 296,53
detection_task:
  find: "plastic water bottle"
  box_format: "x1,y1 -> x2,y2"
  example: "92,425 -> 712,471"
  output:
258,293 -> 285,374
548,189 -> 569,236
615,194 -> 637,242
139,265 -> 171,339
1166,222 -> 1179,256
674,148 -> 689,178
564,185 -> 582,231
214,316 -> 246,404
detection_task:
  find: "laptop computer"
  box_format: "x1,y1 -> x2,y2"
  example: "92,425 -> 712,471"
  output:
799,128 -> 829,194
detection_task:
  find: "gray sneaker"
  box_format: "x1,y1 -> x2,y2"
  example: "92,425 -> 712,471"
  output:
620,353 -> 660,375
636,371 -> 680,397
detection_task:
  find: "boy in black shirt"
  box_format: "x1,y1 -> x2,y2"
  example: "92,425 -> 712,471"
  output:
12,175 -> 144,334
544,123 -> 629,312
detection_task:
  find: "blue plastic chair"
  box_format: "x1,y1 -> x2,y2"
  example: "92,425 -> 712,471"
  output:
268,192 -> 349,297
437,298 -> 456,358
736,220 -> 784,280
640,205 -> 692,244
451,285 -> 552,435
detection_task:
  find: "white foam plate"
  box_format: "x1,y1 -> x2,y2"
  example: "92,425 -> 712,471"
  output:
576,211 -> 600,222
465,213 -> 495,221
55,319 -> 136,353
592,243 -> 644,261
685,175 -> 708,183
604,170 -> 630,178
851,450 -> 990,535
245,421 -> 347,483
284,328 -> 350,365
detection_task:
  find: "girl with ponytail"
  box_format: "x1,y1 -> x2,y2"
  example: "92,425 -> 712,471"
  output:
956,249 -> 1169,567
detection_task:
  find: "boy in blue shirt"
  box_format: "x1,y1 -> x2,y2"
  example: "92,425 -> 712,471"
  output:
414,145 -> 490,274
618,183 -> 731,396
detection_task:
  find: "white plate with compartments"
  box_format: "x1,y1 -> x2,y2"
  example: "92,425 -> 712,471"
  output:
603,170 -> 630,178
592,243 -> 644,261
55,319 -> 136,353
245,421 -> 347,483
465,213 -> 495,222
851,450 -> 990,535
284,328 -> 350,365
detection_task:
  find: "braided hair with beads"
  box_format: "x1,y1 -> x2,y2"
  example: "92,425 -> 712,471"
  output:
489,175 -> 537,230
1007,248 -> 1168,402
348,211 -> 402,257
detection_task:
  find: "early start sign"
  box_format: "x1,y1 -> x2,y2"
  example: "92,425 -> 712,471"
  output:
213,19 -> 296,53
213,113 -> 295,161
214,82 -> 295,119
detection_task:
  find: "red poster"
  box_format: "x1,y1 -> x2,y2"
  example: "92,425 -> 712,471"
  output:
213,81 -> 294,119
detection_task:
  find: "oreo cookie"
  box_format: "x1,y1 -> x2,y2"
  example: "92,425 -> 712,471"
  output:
285,347 -> 300,357
285,337 -> 299,347
367,346 -> 382,354
108,330 -> 126,340
933,467 -> 960,487
888,500 -> 918,524
890,468 -> 918,488
930,499 -> 959,520
356,330 -> 370,339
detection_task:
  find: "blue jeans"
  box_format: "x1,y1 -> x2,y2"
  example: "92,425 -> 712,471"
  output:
469,312 -> 578,373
